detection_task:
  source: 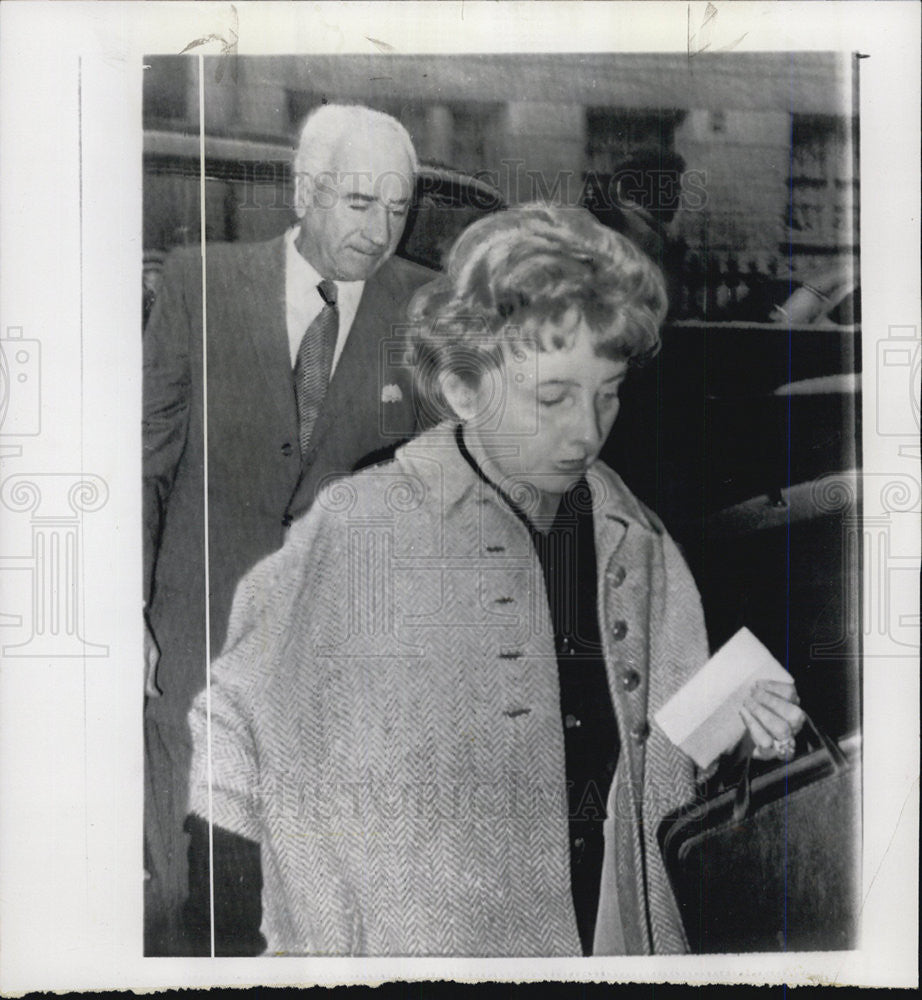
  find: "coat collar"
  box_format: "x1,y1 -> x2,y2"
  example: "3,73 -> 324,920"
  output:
395,424 -> 661,551
588,456 -> 663,560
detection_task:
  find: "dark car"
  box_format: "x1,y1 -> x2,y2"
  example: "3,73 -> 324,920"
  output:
769,261 -> 858,326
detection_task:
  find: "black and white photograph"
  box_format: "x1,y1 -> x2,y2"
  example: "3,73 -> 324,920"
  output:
0,1 -> 919,991
141,50 -> 863,960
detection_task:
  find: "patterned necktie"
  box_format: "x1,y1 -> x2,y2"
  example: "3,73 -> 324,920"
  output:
294,279 -> 338,458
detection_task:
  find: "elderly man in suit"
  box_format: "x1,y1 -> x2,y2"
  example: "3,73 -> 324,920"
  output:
142,104 -> 432,954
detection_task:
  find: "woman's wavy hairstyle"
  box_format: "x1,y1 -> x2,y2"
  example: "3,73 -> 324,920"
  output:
407,203 -> 668,424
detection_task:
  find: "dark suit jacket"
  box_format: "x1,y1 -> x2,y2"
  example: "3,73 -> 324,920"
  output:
143,236 -> 433,730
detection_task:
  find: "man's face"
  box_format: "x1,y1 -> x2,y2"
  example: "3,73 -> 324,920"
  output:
295,130 -> 414,281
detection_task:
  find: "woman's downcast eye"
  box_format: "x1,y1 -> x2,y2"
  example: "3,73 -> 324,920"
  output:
537,387 -> 622,409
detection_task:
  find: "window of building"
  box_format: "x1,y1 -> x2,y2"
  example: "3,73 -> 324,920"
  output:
787,113 -> 857,255
585,108 -> 685,173
143,56 -> 191,127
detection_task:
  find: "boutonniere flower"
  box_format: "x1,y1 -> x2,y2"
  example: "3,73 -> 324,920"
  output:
381,384 -> 403,404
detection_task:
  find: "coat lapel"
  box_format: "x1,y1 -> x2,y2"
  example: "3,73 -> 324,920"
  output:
229,237 -> 297,434
589,464 -> 652,954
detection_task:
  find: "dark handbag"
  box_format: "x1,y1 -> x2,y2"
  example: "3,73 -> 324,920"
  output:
658,719 -> 861,953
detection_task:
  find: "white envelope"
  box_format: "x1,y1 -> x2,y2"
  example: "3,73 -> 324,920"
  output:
654,627 -> 795,769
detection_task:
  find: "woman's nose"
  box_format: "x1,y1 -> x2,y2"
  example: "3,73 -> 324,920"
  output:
571,397 -> 604,452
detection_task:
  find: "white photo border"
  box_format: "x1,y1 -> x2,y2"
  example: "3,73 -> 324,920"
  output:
0,1 -> 918,991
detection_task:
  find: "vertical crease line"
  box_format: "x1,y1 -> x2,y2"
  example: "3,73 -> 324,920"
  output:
782,54 -> 796,952
198,54 -> 216,961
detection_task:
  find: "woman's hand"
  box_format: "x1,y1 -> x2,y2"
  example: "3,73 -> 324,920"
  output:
739,680 -> 805,760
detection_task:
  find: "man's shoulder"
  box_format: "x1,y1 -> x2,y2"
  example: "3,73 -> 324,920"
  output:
206,236 -> 285,272
373,255 -> 437,299
389,254 -> 437,284
163,236 -> 285,276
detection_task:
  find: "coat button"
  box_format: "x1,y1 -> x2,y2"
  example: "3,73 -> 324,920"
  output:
620,668 -> 641,692
281,513 -> 293,528
630,721 -> 650,744
564,713 -> 581,729
606,564 -> 626,587
281,442 -> 294,457
611,619 -> 628,640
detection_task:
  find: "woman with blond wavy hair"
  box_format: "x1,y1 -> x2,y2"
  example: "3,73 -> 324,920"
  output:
185,204 -> 803,956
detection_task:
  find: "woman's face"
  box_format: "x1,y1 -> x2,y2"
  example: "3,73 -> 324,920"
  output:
465,318 -> 629,499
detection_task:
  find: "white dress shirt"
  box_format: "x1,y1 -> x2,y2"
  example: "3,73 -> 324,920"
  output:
284,227 -> 365,374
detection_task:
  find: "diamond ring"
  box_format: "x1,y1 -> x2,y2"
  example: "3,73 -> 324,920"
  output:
773,736 -> 796,759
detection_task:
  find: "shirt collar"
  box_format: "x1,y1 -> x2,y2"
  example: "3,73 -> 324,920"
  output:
284,226 -> 365,309
286,225 -> 322,289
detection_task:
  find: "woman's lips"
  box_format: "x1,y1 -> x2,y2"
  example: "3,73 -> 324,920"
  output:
553,459 -> 588,473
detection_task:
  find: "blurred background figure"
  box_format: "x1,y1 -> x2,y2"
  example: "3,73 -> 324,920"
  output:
581,147 -> 689,317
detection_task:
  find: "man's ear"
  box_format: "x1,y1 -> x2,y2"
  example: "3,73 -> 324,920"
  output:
438,370 -> 482,422
293,172 -> 314,219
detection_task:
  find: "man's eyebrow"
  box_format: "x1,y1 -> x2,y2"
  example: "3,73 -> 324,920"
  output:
343,191 -> 410,207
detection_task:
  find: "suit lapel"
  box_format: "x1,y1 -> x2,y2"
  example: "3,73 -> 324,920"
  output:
230,237 -> 297,434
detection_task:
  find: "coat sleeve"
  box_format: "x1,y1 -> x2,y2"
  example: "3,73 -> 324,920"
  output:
186,500 -> 339,839
142,249 -> 194,609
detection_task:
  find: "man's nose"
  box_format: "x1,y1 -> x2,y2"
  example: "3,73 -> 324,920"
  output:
362,204 -> 391,248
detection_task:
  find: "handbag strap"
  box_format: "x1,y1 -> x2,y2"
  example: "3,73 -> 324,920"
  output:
803,713 -> 848,770
731,752 -> 753,824
731,712 -> 845,824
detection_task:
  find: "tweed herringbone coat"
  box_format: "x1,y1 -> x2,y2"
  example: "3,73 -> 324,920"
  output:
188,426 -> 709,955
143,236 -> 432,948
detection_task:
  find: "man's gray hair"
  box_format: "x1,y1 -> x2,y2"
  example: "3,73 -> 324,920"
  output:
293,103 -> 419,177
